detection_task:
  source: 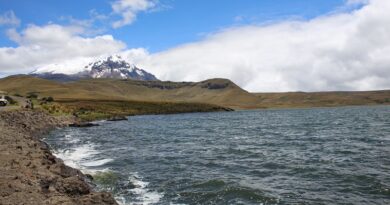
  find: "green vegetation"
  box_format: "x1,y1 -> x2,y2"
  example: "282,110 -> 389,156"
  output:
41,99 -> 231,121
41,96 -> 54,102
93,171 -> 119,191
0,75 -> 257,109
4,96 -> 18,105
26,92 -> 39,99
1,75 -> 390,111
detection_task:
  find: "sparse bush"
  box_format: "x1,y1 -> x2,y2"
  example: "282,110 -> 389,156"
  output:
27,92 -> 38,99
5,96 -> 17,105
46,96 -> 54,102
41,96 -> 54,103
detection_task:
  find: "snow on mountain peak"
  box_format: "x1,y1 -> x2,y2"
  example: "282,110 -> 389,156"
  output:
31,55 -> 158,81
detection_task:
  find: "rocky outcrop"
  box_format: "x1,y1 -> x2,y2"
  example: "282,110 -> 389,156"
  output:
0,110 -> 118,205
69,122 -> 99,127
107,116 -> 128,121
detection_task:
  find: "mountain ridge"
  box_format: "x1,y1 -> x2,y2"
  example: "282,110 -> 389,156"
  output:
30,55 -> 158,81
0,75 -> 257,109
1,75 -> 390,109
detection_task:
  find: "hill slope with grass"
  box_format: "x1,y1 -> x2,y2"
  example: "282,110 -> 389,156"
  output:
1,75 -> 390,110
0,75 -> 260,109
254,91 -> 390,108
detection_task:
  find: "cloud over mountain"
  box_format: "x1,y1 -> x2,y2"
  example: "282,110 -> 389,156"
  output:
0,24 -> 125,73
1,0 -> 390,92
137,0 -> 390,92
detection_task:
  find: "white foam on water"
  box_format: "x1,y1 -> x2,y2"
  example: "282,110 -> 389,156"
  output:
83,158 -> 114,167
54,144 -> 98,169
115,173 -> 163,205
52,133 -> 162,204
65,134 -> 80,143
53,142 -> 113,174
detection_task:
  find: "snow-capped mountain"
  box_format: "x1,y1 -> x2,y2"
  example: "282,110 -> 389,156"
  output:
30,55 -> 158,81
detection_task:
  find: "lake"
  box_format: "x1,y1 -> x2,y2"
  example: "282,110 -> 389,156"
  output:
45,106 -> 390,205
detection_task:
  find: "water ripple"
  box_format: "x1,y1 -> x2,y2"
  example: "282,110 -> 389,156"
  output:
45,106 -> 390,204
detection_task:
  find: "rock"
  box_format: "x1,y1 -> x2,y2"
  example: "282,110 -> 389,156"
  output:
78,192 -> 118,205
69,123 -> 99,127
0,110 -> 118,204
107,116 -> 127,121
39,178 -> 52,193
54,176 -> 90,196
84,174 -> 94,181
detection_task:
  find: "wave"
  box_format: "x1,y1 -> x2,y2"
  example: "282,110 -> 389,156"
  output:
50,133 -> 163,205
180,184 -> 278,204
51,137 -> 112,174
115,172 -> 163,205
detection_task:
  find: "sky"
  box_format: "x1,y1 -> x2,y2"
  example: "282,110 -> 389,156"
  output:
0,0 -> 389,92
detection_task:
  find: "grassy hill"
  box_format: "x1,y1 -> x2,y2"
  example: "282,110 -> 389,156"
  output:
1,75 -> 390,111
0,75 -> 260,109
254,91 -> 390,108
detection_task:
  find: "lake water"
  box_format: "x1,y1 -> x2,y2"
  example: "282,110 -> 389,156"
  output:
45,106 -> 390,205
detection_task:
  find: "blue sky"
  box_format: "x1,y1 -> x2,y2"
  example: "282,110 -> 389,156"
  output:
2,0 -> 389,92
0,0 -> 349,52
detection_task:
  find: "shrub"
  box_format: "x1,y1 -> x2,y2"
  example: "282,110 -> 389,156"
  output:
27,92 -> 38,99
5,96 -> 17,105
46,96 -> 54,102
41,96 -> 54,102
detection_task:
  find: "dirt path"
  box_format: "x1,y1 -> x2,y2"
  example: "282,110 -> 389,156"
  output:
0,96 -> 32,111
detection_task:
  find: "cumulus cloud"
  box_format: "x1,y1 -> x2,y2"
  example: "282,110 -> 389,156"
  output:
1,0 -> 389,92
0,10 -> 20,27
111,0 -> 157,28
33,48 -> 146,74
0,24 -> 125,73
136,0 -> 390,92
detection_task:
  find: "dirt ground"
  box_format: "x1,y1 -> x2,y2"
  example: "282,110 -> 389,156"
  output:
0,95 -> 29,111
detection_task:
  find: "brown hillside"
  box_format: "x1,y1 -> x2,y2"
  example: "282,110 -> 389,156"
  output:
1,75 -> 390,109
254,91 -> 390,108
0,75 -> 261,109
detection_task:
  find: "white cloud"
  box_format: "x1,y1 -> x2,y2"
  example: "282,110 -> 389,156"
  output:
1,0 -> 390,93
33,48 -> 148,74
0,10 -> 20,26
111,0 -> 157,28
0,24 -> 125,73
346,0 -> 369,5
136,0 -> 390,92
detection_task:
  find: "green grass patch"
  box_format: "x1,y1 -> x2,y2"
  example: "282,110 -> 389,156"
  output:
93,171 -> 119,191
40,99 -> 232,121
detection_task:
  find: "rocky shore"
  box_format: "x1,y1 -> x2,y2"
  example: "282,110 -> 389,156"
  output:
0,110 -> 118,205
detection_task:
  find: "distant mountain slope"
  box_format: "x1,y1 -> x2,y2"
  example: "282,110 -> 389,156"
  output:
30,55 -> 158,81
0,75 -> 260,109
1,75 -> 389,109
254,91 -> 390,108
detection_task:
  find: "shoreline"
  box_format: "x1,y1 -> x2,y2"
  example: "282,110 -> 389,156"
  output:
0,110 -> 118,205
0,107 -> 232,204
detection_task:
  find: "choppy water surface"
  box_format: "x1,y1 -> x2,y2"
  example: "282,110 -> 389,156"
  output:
45,106 -> 390,205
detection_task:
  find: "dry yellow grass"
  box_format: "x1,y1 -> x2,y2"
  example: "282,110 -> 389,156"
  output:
254,91 -> 390,108
0,75 -> 260,109
1,75 -> 390,110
